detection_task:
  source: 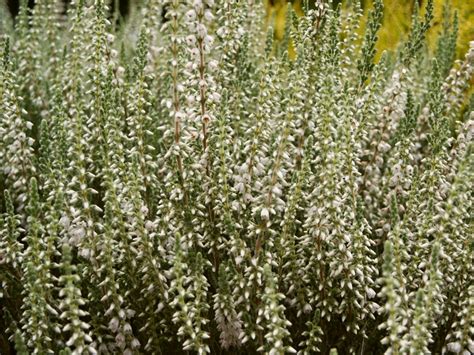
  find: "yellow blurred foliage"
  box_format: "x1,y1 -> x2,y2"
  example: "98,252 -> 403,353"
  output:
376,0 -> 473,58
265,0 -> 474,58
264,0 -> 303,41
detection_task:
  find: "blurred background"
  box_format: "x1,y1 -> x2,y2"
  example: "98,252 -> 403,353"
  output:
2,0 -> 473,57
266,0 -> 473,58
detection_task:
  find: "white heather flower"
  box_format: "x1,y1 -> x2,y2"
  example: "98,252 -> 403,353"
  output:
236,26 -> 245,39
145,220 -> 155,231
69,225 -> 86,245
115,333 -> 126,349
261,208 -> 270,221
131,338 -> 140,349
79,248 -> 91,260
187,94 -> 196,105
59,215 -> 71,229
193,0 -> 203,9
212,92 -> 221,102
208,59 -> 218,71
186,35 -> 196,46
216,27 -> 226,37
109,317 -> 120,333
204,10 -> 213,21
185,10 -> 196,21
446,342 -> 461,353
190,47 -> 200,59
196,24 -> 207,38
117,66 -> 125,76
204,35 -> 214,48
366,288 -> 376,299
231,201 -> 240,212
98,344 -> 108,354
235,182 -> 245,194
468,341 -> 474,353
66,335 -> 77,347
467,41 -> 474,60
378,141 -> 391,153
123,323 -> 132,334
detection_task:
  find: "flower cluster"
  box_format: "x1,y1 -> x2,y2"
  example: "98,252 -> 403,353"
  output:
0,0 -> 472,354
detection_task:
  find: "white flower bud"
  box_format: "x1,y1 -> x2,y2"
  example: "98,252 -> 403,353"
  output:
109,317 -> 119,333
196,24 -> 207,38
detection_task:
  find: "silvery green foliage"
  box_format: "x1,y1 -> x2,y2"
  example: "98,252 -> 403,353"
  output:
0,0 -> 472,353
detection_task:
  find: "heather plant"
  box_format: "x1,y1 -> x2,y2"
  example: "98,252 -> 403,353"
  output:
0,0 -> 473,354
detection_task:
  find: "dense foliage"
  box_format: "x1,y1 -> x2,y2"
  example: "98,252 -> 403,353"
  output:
0,0 -> 473,354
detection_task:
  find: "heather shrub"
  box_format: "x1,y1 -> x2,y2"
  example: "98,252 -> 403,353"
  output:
0,0 -> 473,354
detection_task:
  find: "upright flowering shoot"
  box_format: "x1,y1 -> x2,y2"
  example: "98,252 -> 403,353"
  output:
185,0 -> 216,153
